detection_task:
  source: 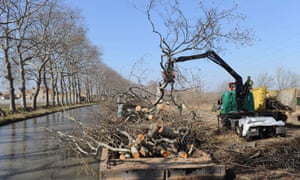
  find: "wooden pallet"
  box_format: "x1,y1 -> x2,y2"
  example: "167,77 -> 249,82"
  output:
99,149 -> 226,180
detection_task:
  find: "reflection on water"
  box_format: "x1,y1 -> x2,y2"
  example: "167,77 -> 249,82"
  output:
0,106 -> 100,180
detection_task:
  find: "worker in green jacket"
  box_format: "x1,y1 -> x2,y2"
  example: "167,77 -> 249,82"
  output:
246,76 -> 253,89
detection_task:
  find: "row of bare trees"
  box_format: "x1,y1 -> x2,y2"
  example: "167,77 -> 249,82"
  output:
255,68 -> 300,90
0,0 -> 130,112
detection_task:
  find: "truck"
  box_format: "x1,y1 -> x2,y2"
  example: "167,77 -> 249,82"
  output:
232,86 -> 297,140
173,51 -> 297,140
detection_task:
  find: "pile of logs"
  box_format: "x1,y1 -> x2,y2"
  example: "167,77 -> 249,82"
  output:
266,97 -> 293,112
116,116 -> 195,159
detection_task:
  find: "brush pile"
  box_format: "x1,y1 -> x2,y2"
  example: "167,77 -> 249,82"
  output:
47,86 -> 211,161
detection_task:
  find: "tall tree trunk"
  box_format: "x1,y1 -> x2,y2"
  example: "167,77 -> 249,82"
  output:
60,72 -> 65,106
32,76 -> 42,110
17,48 -> 27,110
66,76 -> 71,105
32,57 -> 50,110
2,2 -> 16,112
55,84 -> 60,106
42,66 -> 49,107
77,75 -> 81,103
74,74 -> 79,104
85,77 -> 90,102
72,75 -> 76,104
4,52 -> 16,112
68,76 -> 72,104
19,65 -> 27,110
3,40 -> 16,112
49,64 -> 57,106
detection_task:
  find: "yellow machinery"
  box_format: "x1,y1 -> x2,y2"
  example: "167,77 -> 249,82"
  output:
252,87 -> 297,113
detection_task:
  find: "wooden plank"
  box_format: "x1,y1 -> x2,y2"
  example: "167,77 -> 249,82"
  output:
104,158 -> 219,172
100,163 -> 225,180
102,169 -> 164,180
99,149 -> 226,180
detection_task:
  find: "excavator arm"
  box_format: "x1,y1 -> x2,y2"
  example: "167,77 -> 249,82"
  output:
173,50 -> 246,111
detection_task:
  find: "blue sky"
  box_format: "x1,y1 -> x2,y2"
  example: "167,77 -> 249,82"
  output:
64,0 -> 300,91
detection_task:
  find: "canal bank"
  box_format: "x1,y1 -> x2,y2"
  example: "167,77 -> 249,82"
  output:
0,103 -> 97,126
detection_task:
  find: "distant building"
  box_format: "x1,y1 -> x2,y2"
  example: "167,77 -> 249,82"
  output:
0,93 -> 10,100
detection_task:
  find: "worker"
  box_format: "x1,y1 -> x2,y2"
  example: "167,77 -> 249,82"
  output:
228,82 -> 235,91
245,76 -> 253,89
216,99 -> 222,111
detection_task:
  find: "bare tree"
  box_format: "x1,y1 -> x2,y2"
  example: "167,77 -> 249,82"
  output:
174,66 -> 203,92
129,55 -> 151,84
142,0 -> 254,105
14,0 -> 50,110
43,5 -> 79,106
275,67 -> 300,90
0,0 -> 56,112
80,44 -> 103,102
255,72 -> 274,89
27,4 -> 55,109
93,62 -> 131,100
0,0 -> 20,112
27,2 -> 86,109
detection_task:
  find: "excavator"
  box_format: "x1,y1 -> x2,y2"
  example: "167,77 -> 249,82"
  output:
168,50 -> 295,140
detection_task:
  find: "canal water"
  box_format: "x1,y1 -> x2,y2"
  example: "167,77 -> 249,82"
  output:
0,105 -> 101,180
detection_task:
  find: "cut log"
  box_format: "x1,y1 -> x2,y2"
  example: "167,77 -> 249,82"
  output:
147,114 -> 153,120
158,126 -> 177,139
178,151 -> 188,159
119,154 -> 126,160
130,146 -> 140,159
139,146 -> 149,157
147,122 -> 160,138
161,149 -> 171,158
135,134 -> 145,144
135,105 -> 141,112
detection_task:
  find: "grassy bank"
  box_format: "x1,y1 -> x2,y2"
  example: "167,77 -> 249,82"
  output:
0,103 -> 97,126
